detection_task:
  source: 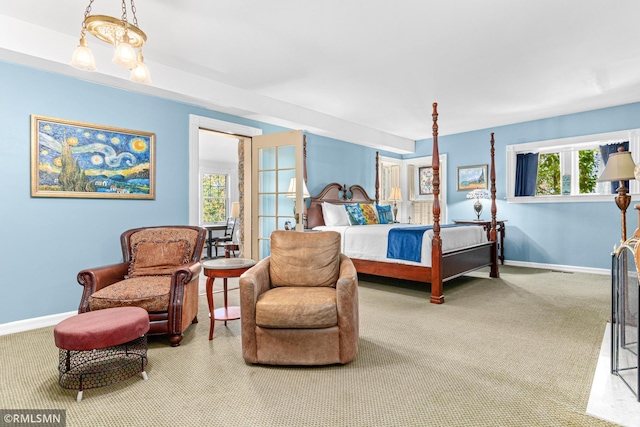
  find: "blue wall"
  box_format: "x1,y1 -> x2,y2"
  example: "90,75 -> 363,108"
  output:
0,60 -> 384,324
410,103 -> 640,270
1,57 -> 636,324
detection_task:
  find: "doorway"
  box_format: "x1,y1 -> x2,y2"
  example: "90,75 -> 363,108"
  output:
188,115 -> 263,257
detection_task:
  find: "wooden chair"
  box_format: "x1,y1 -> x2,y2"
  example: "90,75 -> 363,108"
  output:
212,217 -> 237,258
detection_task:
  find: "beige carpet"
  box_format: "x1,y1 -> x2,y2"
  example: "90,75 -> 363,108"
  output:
0,266 -> 618,426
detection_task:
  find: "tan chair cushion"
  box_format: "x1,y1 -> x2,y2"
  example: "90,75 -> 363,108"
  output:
256,287 -> 337,329
270,230 -> 341,287
127,228 -> 198,277
88,276 -> 171,312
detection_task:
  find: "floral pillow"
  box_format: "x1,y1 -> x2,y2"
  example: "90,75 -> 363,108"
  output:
376,204 -> 394,224
344,204 -> 366,225
359,203 -> 379,224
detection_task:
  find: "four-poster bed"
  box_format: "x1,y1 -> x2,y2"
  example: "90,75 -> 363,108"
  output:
306,103 -> 499,304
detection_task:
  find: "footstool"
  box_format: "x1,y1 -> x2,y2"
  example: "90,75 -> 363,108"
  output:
53,306 -> 150,402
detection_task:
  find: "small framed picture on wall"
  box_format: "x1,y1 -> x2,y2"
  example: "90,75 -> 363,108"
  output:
418,166 -> 434,195
457,164 -> 488,191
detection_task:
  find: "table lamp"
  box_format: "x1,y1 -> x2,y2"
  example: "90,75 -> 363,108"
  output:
597,147 -> 636,242
466,189 -> 489,220
286,178 -> 311,228
388,187 -> 402,222
230,202 -> 240,219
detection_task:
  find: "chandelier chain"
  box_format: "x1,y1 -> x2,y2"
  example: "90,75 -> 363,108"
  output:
130,0 -> 139,28
120,0 -> 129,36
80,0 -> 95,36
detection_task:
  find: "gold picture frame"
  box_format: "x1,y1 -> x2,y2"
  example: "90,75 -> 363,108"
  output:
457,164 -> 488,191
31,115 -> 155,199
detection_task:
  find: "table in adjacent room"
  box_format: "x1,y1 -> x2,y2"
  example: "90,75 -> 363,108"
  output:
203,257 -> 256,340
203,224 -> 227,259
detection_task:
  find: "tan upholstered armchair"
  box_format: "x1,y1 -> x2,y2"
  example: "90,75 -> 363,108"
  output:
77,226 -> 207,347
239,230 -> 359,365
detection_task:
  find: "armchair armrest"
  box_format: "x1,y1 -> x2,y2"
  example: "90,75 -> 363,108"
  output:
336,254 -> 359,362
77,262 -> 129,313
239,257 -> 271,363
170,261 -> 202,287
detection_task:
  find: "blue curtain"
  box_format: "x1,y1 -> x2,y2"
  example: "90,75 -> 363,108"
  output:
515,152 -> 539,196
600,141 -> 629,194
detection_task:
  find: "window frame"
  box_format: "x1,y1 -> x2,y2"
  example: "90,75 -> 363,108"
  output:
200,169 -> 230,224
506,129 -> 640,204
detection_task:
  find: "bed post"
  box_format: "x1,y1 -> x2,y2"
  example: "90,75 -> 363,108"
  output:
430,103 -> 444,304
489,132 -> 499,278
375,151 -> 380,204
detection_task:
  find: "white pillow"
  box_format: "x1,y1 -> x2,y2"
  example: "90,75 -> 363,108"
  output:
321,202 -> 350,226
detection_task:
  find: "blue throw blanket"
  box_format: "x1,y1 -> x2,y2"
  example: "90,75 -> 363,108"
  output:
386,224 -> 467,263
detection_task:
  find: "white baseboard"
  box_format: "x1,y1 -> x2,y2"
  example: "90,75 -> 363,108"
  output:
0,311 -> 77,336
503,260 -> 609,276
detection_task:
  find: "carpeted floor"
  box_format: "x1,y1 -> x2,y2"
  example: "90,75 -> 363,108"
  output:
0,266 -> 619,426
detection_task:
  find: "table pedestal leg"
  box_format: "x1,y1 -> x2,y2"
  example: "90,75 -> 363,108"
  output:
206,276 -> 215,340
223,278 -> 228,326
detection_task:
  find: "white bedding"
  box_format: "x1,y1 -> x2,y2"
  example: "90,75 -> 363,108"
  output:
313,224 -> 488,267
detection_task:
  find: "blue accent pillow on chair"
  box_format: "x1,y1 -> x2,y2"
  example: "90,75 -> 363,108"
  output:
376,204 -> 394,224
344,204 -> 366,225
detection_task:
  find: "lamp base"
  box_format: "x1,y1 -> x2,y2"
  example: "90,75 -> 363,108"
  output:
473,200 -> 483,220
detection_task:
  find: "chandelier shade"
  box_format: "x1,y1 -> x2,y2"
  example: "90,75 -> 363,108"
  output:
71,1 -> 151,84
70,36 -> 97,71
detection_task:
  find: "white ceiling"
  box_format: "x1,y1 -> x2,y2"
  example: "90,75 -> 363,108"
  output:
2,1 -> 640,154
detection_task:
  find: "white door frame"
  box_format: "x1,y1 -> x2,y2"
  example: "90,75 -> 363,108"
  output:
188,115 -> 263,256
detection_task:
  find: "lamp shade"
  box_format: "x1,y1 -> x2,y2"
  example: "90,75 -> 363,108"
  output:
286,178 -> 310,198
466,189 -> 489,199
230,202 -> 240,218
597,150 -> 636,182
389,187 -> 402,202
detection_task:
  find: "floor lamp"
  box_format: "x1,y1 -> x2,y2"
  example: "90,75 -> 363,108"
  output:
597,147 -> 636,242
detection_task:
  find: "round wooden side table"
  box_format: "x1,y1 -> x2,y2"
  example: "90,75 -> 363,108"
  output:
203,257 -> 256,340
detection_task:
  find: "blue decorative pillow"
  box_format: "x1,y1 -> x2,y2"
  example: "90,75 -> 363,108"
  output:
376,204 -> 394,224
344,204 -> 366,225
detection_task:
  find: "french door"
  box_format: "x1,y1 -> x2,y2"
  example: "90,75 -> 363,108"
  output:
251,130 -> 304,259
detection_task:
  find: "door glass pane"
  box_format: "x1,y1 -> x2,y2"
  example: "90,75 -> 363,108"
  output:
278,145 -> 295,169
279,194 -> 295,216
259,170 -> 276,193
259,147 -> 276,170
259,194 -> 276,216
259,216 -> 276,240
259,239 -> 270,259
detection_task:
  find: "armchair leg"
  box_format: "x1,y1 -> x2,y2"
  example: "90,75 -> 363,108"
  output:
192,315 -> 198,324
169,334 -> 183,347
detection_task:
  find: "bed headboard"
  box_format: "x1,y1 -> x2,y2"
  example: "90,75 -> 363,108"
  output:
307,183 -> 376,229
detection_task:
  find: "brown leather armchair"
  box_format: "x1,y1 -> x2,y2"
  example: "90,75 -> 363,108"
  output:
77,225 -> 207,347
239,230 -> 359,365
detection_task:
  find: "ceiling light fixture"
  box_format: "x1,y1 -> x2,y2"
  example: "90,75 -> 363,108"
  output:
71,0 -> 151,84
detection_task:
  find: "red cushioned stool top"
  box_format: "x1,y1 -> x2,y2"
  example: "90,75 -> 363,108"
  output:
54,307 -> 150,351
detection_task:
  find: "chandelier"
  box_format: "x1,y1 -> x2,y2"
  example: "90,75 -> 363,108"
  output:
70,0 -> 151,84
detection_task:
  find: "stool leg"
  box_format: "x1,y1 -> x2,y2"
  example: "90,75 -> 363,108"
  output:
77,390 -> 83,403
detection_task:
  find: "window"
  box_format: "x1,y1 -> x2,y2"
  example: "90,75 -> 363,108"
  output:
507,129 -> 640,203
202,172 -> 228,223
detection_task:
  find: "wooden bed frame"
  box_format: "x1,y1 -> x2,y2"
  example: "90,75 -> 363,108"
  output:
306,103 -> 499,304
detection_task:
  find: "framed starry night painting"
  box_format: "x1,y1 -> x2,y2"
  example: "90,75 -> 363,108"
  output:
30,115 -> 155,199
